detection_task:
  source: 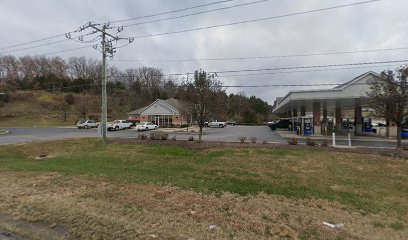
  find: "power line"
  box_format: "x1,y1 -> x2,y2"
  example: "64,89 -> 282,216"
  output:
0,0 -> 239,51
220,83 -> 372,88
42,45 -> 94,56
2,81 -> 376,96
0,39 -> 70,54
207,59 -> 408,75
113,46 -> 408,63
0,31 -> 102,55
127,0 -> 381,39
217,64 -> 400,78
103,59 -> 406,78
118,0 -> 269,28
109,0 -> 238,24
0,34 -> 66,51
0,0 -> 381,55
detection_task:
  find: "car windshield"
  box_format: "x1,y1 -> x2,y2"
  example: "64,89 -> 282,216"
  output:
77,120 -> 85,124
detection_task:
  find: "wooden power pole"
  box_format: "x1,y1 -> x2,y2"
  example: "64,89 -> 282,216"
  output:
66,22 -> 134,145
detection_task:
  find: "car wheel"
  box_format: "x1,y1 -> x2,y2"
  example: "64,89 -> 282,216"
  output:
115,126 -> 119,131
219,124 -> 224,128
84,125 -> 89,129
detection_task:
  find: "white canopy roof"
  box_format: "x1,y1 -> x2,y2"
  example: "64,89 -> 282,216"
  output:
272,71 -> 380,114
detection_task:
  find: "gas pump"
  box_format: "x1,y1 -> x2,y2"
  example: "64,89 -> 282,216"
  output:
303,118 -> 313,135
363,118 -> 372,133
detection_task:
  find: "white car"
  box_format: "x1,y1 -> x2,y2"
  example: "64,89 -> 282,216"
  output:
135,122 -> 158,131
76,120 -> 99,129
207,120 -> 226,128
107,120 -> 133,131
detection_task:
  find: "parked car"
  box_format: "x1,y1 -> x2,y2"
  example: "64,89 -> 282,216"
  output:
206,120 -> 226,128
76,120 -> 99,129
269,119 -> 290,130
371,122 -> 386,127
135,122 -> 158,131
107,120 -> 133,131
226,120 -> 237,126
267,121 -> 277,127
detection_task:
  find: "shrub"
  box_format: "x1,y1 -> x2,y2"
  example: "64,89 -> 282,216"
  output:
160,133 -> 169,140
188,136 -> 194,141
0,93 -> 10,104
238,136 -> 246,144
171,136 -> 177,141
250,137 -> 257,143
149,132 -> 161,140
65,93 -> 75,105
262,140 -> 268,144
287,137 -> 298,145
306,137 -> 317,146
321,139 -> 328,147
137,133 -> 147,140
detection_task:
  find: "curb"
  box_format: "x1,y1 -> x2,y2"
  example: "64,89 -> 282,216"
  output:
276,132 -> 406,143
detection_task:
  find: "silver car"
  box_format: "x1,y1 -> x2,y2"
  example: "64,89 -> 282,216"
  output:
76,120 -> 99,129
135,122 -> 158,131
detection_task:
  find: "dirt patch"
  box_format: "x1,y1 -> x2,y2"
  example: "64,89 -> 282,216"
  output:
0,213 -> 69,240
0,172 -> 406,239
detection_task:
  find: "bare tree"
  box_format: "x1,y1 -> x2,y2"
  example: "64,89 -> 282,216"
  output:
74,95 -> 100,120
367,66 -> 408,148
19,56 -> 36,82
178,70 -> 224,141
0,55 -> 20,86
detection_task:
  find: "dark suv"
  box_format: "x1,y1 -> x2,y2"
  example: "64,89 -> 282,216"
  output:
270,119 -> 291,130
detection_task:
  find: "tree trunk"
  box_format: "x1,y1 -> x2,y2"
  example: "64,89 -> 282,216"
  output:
397,125 -> 402,148
64,110 -> 67,122
199,126 -> 203,141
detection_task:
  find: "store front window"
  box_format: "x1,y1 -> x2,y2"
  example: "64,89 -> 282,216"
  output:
147,115 -> 173,126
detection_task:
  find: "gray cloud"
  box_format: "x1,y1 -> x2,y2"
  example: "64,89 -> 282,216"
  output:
1,0 -> 407,104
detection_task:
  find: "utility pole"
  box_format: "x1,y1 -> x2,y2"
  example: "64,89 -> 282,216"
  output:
66,22 -> 133,145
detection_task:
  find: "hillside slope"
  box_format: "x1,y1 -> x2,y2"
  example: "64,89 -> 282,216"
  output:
0,92 -> 105,128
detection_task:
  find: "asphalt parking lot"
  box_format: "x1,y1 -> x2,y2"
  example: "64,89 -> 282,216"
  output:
190,125 -> 285,142
0,125 -> 402,148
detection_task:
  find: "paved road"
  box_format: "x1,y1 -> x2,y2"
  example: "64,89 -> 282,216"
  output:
0,126 -> 400,148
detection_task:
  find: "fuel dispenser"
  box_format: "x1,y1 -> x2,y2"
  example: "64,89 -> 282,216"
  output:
363,118 -> 372,133
301,117 -> 313,135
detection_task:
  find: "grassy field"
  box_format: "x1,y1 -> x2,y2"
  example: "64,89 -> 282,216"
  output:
0,139 -> 407,239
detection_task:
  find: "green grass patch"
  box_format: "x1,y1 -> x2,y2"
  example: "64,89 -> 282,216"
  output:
390,222 -> 405,231
0,139 -> 407,215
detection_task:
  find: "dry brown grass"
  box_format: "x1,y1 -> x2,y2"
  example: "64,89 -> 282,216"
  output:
0,139 -> 407,239
0,172 -> 406,240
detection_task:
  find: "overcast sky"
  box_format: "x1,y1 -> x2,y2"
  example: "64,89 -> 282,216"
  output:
1,0 -> 407,104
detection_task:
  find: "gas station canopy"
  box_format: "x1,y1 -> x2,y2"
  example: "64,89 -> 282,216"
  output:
273,71 -> 379,114
272,71 -> 381,136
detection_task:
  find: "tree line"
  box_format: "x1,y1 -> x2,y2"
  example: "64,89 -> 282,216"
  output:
0,55 -> 272,123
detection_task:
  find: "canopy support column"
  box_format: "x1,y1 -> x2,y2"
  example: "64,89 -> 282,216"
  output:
354,99 -> 363,135
313,102 -> 321,135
